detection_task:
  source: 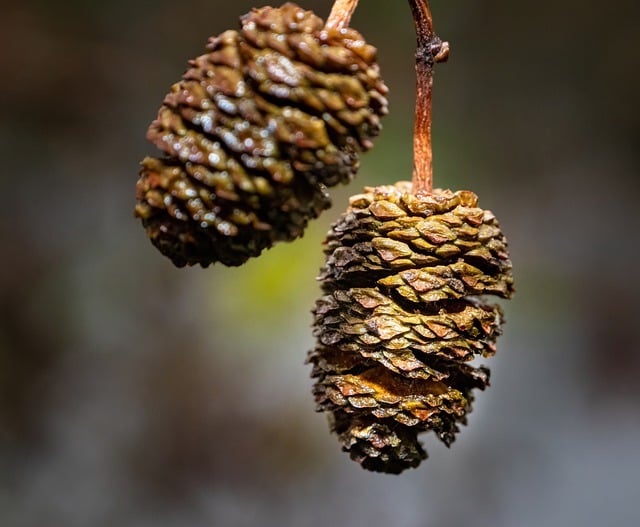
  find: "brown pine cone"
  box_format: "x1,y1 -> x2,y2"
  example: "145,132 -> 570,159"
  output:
309,182 -> 514,473
135,3 -> 388,267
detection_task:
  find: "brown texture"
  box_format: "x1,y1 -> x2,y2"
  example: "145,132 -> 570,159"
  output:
135,3 -> 388,267
309,182 -> 514,473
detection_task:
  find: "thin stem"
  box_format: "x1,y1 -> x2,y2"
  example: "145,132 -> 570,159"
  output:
325,0 -> 359,30
408,0 -> 449,194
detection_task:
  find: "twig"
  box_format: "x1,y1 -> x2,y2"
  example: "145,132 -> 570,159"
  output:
325,0 -> 359,30
408,0 -> 449,194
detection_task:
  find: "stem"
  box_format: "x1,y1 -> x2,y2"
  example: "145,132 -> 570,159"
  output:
408,0 -> 449,194
325,0 -> 359,30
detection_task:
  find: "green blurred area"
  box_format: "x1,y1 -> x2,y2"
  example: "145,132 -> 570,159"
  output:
1,1 -> 639,526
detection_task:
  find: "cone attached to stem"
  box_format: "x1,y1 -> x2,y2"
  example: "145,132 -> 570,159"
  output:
309,0 -> 514,474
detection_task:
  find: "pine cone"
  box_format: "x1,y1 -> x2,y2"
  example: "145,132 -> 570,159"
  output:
309,182 -> 514,473
135,2 -> 388,267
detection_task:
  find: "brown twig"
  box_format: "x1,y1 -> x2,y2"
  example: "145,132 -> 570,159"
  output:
325,0 -> 359,30
409,0 -> 449,194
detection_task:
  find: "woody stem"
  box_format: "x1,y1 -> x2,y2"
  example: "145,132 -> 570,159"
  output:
325,0 -> 359,30
409,0 -> 448,194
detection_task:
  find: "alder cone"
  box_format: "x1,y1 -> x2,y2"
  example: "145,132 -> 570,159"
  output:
309,182 -> 514,473
135,2 -> 388,267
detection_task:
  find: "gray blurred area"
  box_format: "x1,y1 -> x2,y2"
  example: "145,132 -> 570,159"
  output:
1,0 -> 639,525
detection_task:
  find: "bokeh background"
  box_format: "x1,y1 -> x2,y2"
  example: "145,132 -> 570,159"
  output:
2,0 -> 639,525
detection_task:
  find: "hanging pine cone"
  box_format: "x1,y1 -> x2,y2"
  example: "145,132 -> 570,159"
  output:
135,2 -> 388,267
308,181 -> 514,473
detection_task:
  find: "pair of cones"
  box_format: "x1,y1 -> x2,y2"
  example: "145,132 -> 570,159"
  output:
135,2 -> 514,473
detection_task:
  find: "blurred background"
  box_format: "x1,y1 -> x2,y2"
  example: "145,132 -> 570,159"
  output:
1,0 -> 639,525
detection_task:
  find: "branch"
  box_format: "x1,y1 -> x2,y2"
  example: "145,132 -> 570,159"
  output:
325,0 -> 359,30
408,0 -> 449,194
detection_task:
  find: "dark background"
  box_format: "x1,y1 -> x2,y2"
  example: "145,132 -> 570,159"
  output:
2,1 -> 639,525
